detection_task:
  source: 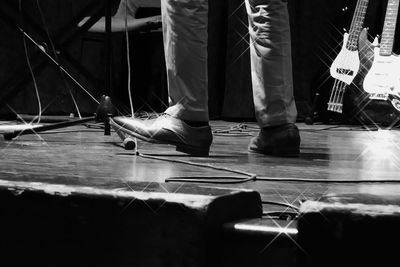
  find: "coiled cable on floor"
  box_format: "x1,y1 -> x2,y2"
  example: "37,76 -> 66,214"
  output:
136,152 -> 256,184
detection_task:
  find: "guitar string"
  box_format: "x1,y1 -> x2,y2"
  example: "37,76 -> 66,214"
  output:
381,0 -> 399,55
328,79 -> 340,110
331,81 -> 345,112
350,0 -> 368,51
327,79 -> 337,106
330,82 -> 340,112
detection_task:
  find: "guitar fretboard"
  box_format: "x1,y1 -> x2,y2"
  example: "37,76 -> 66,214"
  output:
380,0 -> 400,56
346,0 -> 369,51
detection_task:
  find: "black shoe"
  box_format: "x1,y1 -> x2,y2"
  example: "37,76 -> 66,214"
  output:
110,114 -> 213,156
248,123 -> 300,157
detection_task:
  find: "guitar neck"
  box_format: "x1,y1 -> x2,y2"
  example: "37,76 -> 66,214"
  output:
346,0 -> 369,51
380,0 -> 400,56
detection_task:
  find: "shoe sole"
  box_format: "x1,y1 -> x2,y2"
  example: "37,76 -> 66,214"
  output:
248,137 -> 300,157
110,119 -> 210,157
248,147 -> 300,157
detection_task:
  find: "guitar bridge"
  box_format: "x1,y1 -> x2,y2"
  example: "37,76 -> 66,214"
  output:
369,93 -> 389,101
327,102 -> 343,113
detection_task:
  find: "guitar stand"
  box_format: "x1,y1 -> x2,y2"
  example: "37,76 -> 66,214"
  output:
381,111 -> 400,130
304,91 -> 341,125
305,92 -> 322,125
383,96 -> 400,130
305,85 -> 362,126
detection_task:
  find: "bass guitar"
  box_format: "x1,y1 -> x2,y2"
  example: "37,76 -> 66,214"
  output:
328,0 -> 370,113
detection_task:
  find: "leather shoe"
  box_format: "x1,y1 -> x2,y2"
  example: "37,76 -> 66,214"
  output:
248,123 -> 300,157
110,114 -> 213,156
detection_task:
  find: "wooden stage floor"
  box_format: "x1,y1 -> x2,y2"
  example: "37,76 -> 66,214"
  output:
2,119 -> 400,266
1,120 -> 400,213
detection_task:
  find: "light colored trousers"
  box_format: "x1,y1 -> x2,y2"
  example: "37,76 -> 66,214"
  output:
162,0 -> 297,127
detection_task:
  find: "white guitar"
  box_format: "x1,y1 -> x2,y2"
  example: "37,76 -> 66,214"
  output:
363,0 -> 400,110
328,0 -> 369,113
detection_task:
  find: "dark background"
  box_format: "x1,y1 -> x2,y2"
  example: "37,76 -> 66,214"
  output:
0,0 -> 398,121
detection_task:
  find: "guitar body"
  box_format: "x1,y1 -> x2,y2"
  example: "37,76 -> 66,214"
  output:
330,33 -> 361,85
355,28 -> 374,82
363,50 -> 400,97
344,29 -> 388,122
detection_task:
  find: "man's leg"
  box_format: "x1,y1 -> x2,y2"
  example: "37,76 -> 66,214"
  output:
111,0 -> 212,156
245,0 -> 300,156
162,0 -> 209,122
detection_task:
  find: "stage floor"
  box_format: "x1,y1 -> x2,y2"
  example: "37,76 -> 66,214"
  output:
1,120 -> 400,214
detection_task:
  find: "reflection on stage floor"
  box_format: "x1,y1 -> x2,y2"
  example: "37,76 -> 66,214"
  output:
1,121 -> 400,207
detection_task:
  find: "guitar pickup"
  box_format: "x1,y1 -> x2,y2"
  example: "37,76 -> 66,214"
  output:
336,68 -> 354,76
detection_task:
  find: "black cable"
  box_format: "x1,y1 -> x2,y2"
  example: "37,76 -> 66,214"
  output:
138,151 -> 303,214
35,129 -> 103,134
262,211 -> 299,220
256,176 -> 400,183
300,125 -> 381,132
213,123 -> 258,137
136,152 -> 256,184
